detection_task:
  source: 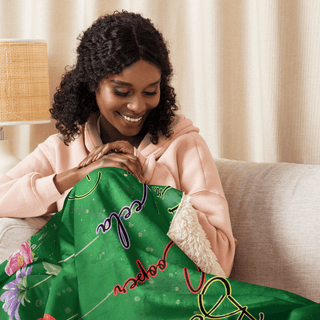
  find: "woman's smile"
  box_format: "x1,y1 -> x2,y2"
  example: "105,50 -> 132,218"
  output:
117,112 -> 143,123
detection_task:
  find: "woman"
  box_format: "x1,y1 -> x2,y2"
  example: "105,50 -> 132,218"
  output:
0,11 -> 235,277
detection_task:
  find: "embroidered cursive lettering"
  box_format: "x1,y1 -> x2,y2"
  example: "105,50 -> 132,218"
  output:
68,172 -> 102,200
191,276 -> 265,320
184,266 -> 206,294
113,240 -> 174,296
96,184 -> 149,249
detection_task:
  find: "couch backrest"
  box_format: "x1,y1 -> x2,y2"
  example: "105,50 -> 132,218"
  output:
215,158 -> 320,303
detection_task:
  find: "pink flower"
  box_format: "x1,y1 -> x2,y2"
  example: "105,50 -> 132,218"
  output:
5,241 -> 34,276
37,314 -> 56,320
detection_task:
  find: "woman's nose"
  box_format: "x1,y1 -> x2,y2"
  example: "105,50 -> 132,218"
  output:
126,98 -> 146,114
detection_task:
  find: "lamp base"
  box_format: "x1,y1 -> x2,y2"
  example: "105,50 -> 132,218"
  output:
0,140 -> 21,173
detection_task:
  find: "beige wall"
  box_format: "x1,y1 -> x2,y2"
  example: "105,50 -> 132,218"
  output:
1,0 -> 320,164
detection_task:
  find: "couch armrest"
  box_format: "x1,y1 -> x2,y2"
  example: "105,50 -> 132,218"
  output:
0,217 -> 50,264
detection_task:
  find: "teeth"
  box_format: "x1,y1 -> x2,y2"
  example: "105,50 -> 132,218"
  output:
120,113 -> 142,122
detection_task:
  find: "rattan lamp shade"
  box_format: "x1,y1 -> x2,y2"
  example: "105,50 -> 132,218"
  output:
0,39 -> 51,125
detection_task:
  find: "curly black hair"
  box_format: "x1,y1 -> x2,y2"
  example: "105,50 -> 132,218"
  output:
50,10 -> 179,145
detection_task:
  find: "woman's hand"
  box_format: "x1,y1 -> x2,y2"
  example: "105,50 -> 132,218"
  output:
53,141 -> 144,196
78,141 -> 144,183
78,141 -> 134,168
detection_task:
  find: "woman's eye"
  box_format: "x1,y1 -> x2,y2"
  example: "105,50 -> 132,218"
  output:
144,90 -> 157,96
114,89 -> 130,97
114,88 -> 157,97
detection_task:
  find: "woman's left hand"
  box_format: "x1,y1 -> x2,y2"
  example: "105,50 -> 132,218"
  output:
78,140 -> 136,169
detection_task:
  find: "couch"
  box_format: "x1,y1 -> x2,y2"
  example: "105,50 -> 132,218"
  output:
215,158 -> 320,303
1,158 -> 319,303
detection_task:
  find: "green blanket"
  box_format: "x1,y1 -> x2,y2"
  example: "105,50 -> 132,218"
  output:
0,168 -> 319,319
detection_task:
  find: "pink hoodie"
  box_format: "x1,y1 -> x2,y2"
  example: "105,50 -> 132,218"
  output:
0,114 -> 236,276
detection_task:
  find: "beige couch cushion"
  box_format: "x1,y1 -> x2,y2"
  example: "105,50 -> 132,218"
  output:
215,158 -> 320,303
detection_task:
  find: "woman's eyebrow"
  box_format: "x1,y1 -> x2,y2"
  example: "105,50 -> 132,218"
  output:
111,80 -> 133,86
110,78 -> 161,87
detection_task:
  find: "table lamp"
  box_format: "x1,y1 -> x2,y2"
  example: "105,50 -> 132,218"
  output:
0,39 -> 51,173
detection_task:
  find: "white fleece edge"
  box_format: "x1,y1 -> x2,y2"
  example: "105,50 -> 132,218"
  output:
167,194 -> 226,277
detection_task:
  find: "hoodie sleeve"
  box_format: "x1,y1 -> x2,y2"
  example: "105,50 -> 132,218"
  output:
135,133 -> 236,277
0,141 -> 62,218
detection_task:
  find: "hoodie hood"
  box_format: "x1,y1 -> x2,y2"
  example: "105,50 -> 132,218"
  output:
85,113 -> 199,159
138,114 -> 200,159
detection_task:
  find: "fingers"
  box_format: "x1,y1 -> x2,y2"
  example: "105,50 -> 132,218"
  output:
111,140 -> 134,155
78,141 -> 134,169
105,153 -> 144,182
86,152 -> 144,183
78,146 -> 114,168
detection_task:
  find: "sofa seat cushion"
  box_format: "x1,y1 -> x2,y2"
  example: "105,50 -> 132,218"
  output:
215,158 -> 320,303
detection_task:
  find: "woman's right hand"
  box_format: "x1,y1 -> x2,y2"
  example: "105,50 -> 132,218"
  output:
78,140 -> 134,168
78,141 -> 144,183
85,151 -> 144,183
53,141 -> 144,196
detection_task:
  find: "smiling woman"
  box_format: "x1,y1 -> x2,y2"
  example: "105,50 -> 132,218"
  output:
0,11 -> 236,317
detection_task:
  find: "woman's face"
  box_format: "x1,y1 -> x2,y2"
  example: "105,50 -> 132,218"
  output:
95,60 -> 161,142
